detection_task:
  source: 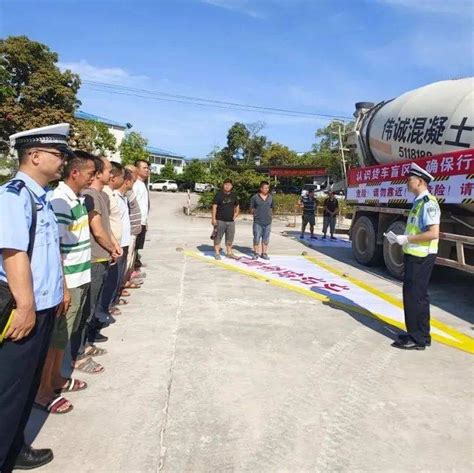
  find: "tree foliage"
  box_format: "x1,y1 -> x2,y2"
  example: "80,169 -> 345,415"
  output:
159,161 -> 177,180
182,159 -> 208,184
312,120 -> 356,181
216,121 -> 267,165
261,143 -> 298,166
71,119 -> 117,155
119,131 -> 149,166
0,36 -> 81,141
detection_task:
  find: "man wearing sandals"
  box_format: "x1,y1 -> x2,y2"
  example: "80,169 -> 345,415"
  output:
75,157 -> 121,365
0,124 -> 72,471
34,151 -> 97,416
100,162 -> 126,318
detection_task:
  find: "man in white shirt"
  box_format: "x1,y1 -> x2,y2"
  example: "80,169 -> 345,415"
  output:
99,162 -> 125,318
132,159 -> 150,269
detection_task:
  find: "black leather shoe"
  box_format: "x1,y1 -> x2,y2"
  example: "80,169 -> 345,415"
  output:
392,339 -> 426,350
398,334 -> 431,347
14,445 -> 53,470
94,332 -> 108,343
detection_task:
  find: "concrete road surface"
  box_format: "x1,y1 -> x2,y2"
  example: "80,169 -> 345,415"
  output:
28,192 -> 474,473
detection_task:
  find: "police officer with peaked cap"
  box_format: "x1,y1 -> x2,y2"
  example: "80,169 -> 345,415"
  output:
386,162 -> 441,350
0,124 -> 73,471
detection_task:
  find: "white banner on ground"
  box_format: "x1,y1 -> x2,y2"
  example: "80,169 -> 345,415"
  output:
188,252 -> 473,354
288,234 -> 351,248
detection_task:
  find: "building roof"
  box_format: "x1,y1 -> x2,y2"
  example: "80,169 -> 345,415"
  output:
146,145 -> 185,160
75,111 -> 131,129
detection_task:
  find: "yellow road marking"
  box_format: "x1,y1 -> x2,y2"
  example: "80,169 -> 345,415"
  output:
304,255 -> 474,353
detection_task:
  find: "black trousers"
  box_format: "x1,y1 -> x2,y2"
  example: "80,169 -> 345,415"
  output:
70,261 -> 108,360
403,253 -> 436,344
135,225 -> 147,251
0,307 -> 55,472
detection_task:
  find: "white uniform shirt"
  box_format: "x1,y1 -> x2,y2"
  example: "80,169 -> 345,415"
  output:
414,190 -> 441,229
133,179 -> 149,225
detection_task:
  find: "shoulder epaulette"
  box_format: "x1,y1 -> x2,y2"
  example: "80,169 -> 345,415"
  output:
423,195 -> 430,203
5,179 -> 26,195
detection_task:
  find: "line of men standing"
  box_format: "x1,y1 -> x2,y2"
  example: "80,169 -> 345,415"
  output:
0,124 -> 151,471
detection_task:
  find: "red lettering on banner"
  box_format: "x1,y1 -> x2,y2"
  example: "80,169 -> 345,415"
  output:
347,149 -> 474,186
434,184 -> 446,196
323,283 -> 350,293
233,258 -> 352,294
461,182 -> 474,196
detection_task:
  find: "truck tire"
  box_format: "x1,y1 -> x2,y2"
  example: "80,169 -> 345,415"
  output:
383,221 -> 406,280
352,215 -> 383,266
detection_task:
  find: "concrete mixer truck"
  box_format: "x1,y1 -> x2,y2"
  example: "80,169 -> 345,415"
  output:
346,77 -> 474,279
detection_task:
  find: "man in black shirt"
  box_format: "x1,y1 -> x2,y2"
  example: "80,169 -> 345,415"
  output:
323,191 -> 339,239
211,179 -> 240,260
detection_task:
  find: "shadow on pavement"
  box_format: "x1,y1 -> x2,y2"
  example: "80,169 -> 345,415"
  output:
313,287 -> 402,342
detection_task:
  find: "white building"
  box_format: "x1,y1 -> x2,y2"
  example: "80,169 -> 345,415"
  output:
75,111 -> 132,162
147,146 -> 186,175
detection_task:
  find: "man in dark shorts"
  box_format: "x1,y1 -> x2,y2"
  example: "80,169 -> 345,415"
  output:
322,191 -> 339,240
250,181 -> 273,260
211,179 -> 239,260
299,189 -> 317,239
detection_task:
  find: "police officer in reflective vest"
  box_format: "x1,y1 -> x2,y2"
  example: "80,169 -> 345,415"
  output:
387,162 -> 441,350
0,124 -> 73,471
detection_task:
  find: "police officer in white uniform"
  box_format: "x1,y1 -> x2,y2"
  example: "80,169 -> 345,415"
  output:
0,124 -> 72,471
386,163 -> 441,350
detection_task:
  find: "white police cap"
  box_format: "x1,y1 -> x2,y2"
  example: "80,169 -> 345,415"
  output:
408,162 -> 434,184
9,123 -> 72,151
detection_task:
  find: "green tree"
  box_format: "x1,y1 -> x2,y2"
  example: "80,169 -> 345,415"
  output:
244,121 -> 267,164
261,143 -> 298,166
182,159 -> 208,184
227,122 -> 250,162
159,161 -> 176,180
119,131 -> 149,166
0,36 -> 81,141
71,119 -> 117,155
312,120 -> 356,181
216,121 -> 269,165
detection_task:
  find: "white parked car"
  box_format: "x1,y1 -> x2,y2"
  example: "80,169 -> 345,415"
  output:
149,179 -> 178,192
194,182 -> 214,193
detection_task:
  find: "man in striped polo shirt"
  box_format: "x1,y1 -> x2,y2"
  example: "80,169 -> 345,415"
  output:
35,151 -> 97,413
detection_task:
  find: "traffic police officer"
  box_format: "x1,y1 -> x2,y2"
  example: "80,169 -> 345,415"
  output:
387,162 -> 441,350
0,124 -> 72,471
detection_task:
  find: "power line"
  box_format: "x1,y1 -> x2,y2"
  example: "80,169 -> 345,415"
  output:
84,86 -> 329,119
81,80 -> 351,121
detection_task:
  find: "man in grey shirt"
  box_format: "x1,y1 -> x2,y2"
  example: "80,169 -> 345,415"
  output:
250,181 -> 274,260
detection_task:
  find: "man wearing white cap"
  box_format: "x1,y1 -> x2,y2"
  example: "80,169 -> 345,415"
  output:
385,162 -> 441,350
0,124 -> 72,470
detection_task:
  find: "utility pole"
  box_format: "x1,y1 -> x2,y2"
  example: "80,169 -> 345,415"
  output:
337,122 -> 348,185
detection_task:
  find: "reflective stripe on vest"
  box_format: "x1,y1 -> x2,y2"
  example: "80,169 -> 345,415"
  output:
403,194 -> 439,257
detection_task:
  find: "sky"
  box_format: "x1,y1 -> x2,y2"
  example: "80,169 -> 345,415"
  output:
1,0 -> 473,158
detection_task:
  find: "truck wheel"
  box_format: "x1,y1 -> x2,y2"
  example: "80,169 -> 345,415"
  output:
162,186 -> 167,192
352,215 -> 383,266
383,221 -> 406,280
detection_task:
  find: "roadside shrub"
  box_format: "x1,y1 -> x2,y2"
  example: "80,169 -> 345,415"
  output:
197,190 -> 216,210
273,194 -> 299,214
